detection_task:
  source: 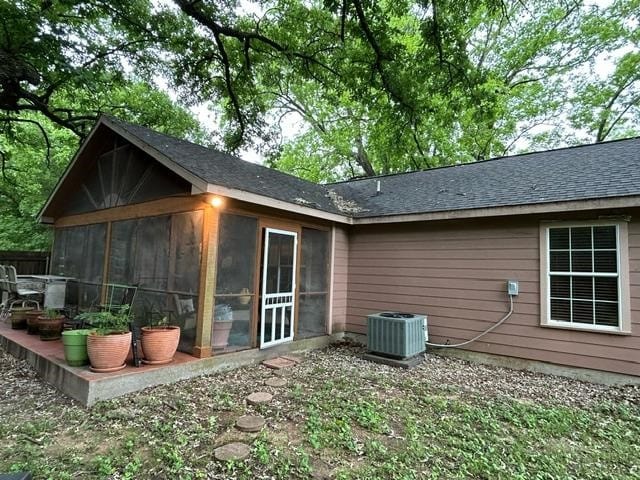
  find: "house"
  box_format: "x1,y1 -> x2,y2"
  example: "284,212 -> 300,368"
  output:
38,115 -> 640,381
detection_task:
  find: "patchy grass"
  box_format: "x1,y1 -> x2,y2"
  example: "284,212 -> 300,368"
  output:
1,342 -> 639,479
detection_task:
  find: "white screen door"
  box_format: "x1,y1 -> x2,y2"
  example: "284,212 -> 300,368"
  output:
260,228 -> 297,348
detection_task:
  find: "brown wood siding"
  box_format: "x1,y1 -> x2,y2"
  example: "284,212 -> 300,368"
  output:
331,226 -> 350,333
346,211 -> 640,377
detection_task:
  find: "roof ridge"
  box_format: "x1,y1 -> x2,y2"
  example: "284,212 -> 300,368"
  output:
326,135 -> 640,185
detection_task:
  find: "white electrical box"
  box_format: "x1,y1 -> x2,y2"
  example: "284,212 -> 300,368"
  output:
507,280 -> 519,296
423,315 -> 429,342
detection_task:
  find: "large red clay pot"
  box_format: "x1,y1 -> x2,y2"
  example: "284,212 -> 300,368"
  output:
86,331 -> 132,372
140,326 -> 180,365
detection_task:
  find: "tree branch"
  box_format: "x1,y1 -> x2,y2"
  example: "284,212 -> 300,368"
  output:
597,93 -> 640,142
41,38 -> 152,102
1,116 -> 51,166
212,31 -> 245,143
350,0 -> 412,110
174,0 -> 339,75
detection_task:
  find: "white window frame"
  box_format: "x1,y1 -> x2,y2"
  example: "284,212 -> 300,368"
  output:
539,220 -> 631,334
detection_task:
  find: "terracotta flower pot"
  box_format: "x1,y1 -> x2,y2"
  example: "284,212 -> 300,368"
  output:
38,315 -> 65,341
10,307 -> 33,330
25,310 -> 44,335
212,321 -> 233,349
87,331 -> 132,373
140,326 -> 180,365
238,288 -> 252,305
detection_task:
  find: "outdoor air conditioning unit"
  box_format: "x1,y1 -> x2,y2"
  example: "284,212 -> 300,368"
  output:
367,312 -> 427,359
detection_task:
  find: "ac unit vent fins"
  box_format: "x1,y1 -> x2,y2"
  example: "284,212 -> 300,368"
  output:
367,312 -> 426,359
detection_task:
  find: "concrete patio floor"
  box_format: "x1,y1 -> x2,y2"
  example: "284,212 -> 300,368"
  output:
0,323 -> 339,406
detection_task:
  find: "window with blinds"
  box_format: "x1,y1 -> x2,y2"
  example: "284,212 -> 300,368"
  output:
547,225 -> 620,329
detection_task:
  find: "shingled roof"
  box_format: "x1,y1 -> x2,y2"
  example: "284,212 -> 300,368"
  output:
104,116 -> 346,216
329,137 -> 640,218
102,116 -> 640,220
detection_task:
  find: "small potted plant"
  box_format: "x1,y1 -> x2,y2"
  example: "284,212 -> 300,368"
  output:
25,308 -> 45,335
75,305 -> 132,373
61,329 -> 93,366
9,305 -> 34,330
140,316 -> 180,365
38,308 -> 65,341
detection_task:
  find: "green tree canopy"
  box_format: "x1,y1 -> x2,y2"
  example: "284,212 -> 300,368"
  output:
0,0 -> 207,249
147,0 -> 640,180
2,0 -> 640,250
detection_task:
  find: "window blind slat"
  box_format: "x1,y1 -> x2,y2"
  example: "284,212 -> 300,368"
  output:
594,226 -> 616,249
572,300 -> 594,324
572,276 -> 592,300
594,250 -> 617,273
549,228 -> 569,249
594,277 -> 617,302
571,227 -> 592,249
550,299 -> 570,321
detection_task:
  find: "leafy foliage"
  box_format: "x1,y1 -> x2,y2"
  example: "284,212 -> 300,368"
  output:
0,1 -> 207,250
2,0 -> 640,250
74,305 -> 132,334
149,0 -> 640,179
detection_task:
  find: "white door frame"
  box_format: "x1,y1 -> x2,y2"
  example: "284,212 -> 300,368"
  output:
260,228 -> 297,349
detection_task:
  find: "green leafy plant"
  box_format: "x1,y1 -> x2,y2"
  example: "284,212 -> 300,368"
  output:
75,305 -> 131,335
253,433 -> 271,464
43,308 -> 61,319
147,315 -> 170,328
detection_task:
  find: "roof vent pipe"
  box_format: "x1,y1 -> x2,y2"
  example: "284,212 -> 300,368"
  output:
376,180 -> 381,195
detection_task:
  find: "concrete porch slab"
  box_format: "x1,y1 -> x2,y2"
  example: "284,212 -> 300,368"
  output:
0,323 -> 342,406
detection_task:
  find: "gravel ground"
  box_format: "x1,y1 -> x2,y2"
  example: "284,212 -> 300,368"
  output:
1,341 -> 639,479
1,341 -> 638,412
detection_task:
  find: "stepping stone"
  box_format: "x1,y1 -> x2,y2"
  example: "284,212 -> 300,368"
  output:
265,377 -> 288,387
214,442 -> 251,462
262,357 -> 296,369
281,354 -> 303,364
236,414 -> 266,432
246,392 -> 273,405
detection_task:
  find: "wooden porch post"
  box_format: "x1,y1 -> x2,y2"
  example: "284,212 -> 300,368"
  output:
193,205 -> 220,358
100,221 -> 112,304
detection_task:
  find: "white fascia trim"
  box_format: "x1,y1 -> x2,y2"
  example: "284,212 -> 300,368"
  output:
206,184 -> 351,224
351,196 -> 640,225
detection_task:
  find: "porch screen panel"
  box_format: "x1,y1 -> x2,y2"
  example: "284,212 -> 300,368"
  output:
108,211 -> 203,352
213,213 -> 257,352
298,228 -> 329,338
170,211 -> 203,351
51,223 -> 106,308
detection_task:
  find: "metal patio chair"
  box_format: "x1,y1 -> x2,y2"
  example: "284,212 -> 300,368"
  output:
104,283 -> 142,367
0,265 -> 8,307
0,266 -> 9,323
103,283 -> 138,312
3,265 -> 41,314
